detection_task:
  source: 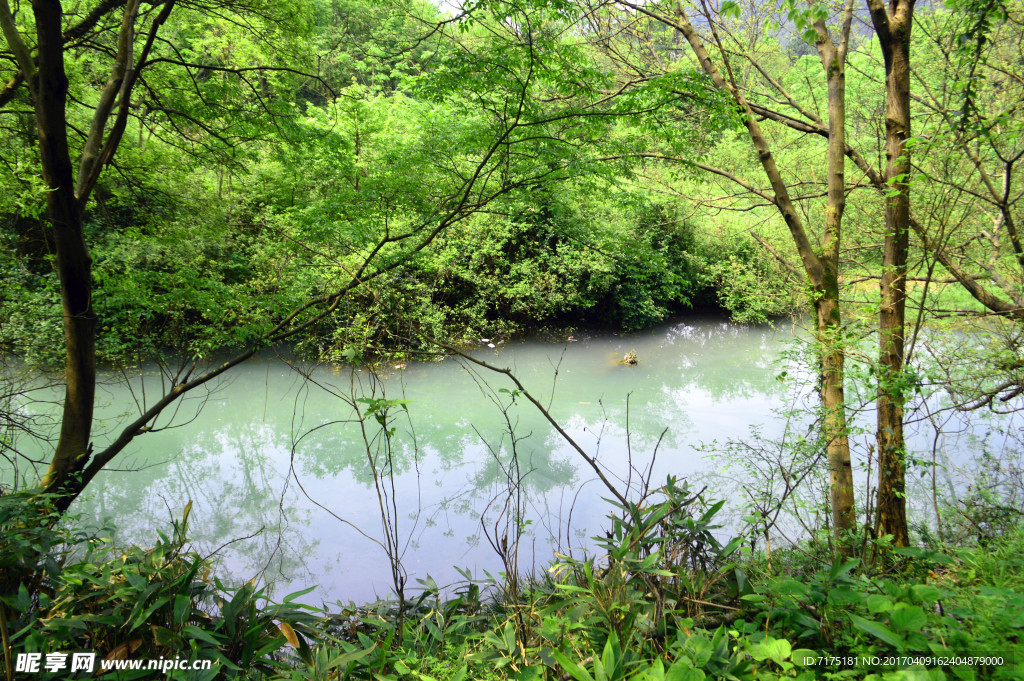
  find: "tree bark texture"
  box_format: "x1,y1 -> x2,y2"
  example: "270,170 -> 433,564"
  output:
868,0 -> 914,547
22,2 -> 99,494
815,1 -> 857,538
816,294 -> 855,535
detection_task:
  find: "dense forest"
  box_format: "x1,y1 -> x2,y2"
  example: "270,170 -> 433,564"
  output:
2,0 -> 1024,679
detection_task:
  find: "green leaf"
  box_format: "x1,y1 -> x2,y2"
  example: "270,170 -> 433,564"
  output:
152,626 -> 180,649
720,1 -> 741,19
734,568 -> 750,596
778,579 -> 809,596
503,620 -> 516,652
849,614 -> 903,649
893,546 -> 926,558
829,559 -> 859,581
768,637 -> 792,661
183,624 -> 225,647
12,584 -> 31,613
124,571 -> 148,591
910,584 -> 943,602
951,662 -> 977,681
748,637 -> 791,663
889,605 -> 928,633
129,597 -> 170,633
552,650 -> 596,681
866,595 -> 894,613
665,662 -> 705,681
646,659 -> 666,681
283,585 -> 317,603
686,636 -> 714,667
424,618 -> 443,642
791,649 -> 818,667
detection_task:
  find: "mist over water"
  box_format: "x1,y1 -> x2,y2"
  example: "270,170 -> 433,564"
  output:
38,316 -> 1003,603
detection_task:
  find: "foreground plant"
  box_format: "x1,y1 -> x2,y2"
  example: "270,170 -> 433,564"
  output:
0,491 -> 318,680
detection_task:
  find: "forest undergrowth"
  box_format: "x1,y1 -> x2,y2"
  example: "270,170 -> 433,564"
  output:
2,472 -> 1022,681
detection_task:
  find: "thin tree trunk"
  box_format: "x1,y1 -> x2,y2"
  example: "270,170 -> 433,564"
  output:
613,0 -> 859,540
815,1 -> 857,538
817,294 -> 855,535
868,0 -> 914,547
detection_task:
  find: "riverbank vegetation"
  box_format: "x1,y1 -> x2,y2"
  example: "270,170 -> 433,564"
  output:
3,478 -> 1022,680
3,0 -> 1024,677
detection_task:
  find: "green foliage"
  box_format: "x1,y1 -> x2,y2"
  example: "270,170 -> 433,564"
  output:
1,491 -> 314,679
5,2 -> 1024,677
4,484 -> 1024,681
455,480 -> 760,681
697,232 -> 799,324
0,490 -> 67,611
0,0 -> 799,371
736,540 -> 1024,679
411,189 -> 718,339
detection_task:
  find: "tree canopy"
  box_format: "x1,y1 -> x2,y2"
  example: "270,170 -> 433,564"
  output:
1,0 -> 1023,551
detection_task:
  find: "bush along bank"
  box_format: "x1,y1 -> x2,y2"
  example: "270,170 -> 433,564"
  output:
3,481 -> 1022,681
0,186 -> 799,370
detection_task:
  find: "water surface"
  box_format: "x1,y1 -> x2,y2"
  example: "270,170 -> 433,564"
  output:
28,316 -> 998,603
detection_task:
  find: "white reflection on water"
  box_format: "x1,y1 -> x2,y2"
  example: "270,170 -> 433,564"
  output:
27,315 -> 1014,603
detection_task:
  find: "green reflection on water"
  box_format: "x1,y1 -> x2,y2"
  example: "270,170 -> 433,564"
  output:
56,318 -> 790,602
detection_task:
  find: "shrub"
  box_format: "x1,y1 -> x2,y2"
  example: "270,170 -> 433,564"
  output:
1,491 -> 313,680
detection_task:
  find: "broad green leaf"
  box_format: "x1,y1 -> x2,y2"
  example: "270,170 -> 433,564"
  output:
890,605 -> 928,633
778,579 -> 809,596
791,649 -> 817,666
866,594 -> 894,613
910,584 -> 943,602
665,662 -> 705,681
768,637 -> 792,661
850,614 -> 903,649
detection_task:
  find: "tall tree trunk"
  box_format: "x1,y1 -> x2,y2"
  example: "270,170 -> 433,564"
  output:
24,2 -> 98,494
868,0 -> 914,547
622,0 -> 858,541
817,292 -> 855,536
2,0 -> 152,502
815,4 -> 857,538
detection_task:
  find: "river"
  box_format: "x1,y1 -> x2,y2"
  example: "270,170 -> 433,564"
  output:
14,316 -> 1006,604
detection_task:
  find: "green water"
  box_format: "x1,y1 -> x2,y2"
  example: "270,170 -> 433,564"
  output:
20,317 -> 996,604
51,317 -> 789,602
